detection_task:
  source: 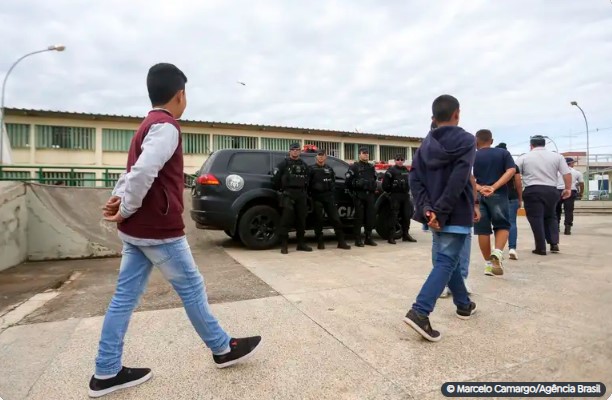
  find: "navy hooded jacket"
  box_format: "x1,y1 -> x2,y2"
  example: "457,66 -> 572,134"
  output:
409,126 -> 476,229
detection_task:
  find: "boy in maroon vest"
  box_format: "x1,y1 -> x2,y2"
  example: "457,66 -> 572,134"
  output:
89,63 -> 261,398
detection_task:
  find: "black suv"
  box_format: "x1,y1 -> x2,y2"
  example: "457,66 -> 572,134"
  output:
190,149 -> 402,249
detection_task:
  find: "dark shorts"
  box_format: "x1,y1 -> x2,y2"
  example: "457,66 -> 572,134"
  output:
474,193 -> 511,235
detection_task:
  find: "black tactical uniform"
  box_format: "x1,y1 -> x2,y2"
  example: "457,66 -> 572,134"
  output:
382,159 -> 417,244
308,154 -> 351,250
345,148 -> 378,247
273,143 -> 312,254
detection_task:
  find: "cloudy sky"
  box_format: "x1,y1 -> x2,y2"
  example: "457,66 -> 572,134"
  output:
1,0 -> 611,156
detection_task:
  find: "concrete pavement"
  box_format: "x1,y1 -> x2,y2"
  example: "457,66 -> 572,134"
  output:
1,215 -> 611,399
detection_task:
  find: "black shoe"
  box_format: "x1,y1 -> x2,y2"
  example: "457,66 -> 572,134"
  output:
564,226 -> 571,235
550,244 -> 560,253
388,237 -> 396,244
280,246 -> 288,255
532,249 -> 547,256
317,238 -> 325,250
88,367 -> 152,398
403,309 -> 441,342
337,241 -> 351,250
364,235 -> 377,246
297,243 -> 313,252
213,336 -> 262,369
355,237 -> 364,247
403,234 -> 417,242
456,302 -> 477,320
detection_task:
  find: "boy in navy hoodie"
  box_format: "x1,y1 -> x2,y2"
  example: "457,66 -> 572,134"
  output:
403,95 -> 477,342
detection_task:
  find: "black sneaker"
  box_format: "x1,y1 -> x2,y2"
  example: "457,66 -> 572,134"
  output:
550,244 -> 560,253
213,336 -> 262,369
88,367 -> 152,398
456,301 -> 477,320
403,309 -> 441,342
532,249 -> 547,256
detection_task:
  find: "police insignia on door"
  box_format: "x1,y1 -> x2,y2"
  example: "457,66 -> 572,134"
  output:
226,174 -> 245,191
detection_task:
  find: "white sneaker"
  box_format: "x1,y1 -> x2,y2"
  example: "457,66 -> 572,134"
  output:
509,249 -> 518,260
439,287 -> 451,298
490,249 -> 504,276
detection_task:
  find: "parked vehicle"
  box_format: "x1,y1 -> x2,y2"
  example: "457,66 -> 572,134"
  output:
190,148 -> 404,249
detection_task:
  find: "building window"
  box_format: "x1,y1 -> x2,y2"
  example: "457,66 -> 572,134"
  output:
102,129 -> 135,152
213,135 -> 258,151
344,143 -> 375,160
380,146 -> 408,162
36,125 -> 95,150
304,140 -> 340,158
183,133 -> 210,154
260,138 -> 295,151
6,123 -> 30,148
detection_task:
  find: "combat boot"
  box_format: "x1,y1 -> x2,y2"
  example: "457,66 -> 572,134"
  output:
388,236 -> 396,244
280,238 -> 288,255
316,235 -> 325,250
364,232 -> 378,246
402,230 -> 417,242
564,225 -> 571,235
354,234 -> 364,247
335,231 -> 351,249
297,242 -> 313,252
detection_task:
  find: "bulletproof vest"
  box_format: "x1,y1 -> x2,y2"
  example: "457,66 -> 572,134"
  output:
353,161 -> 377,191
390,166 -> 410,193
310,164 -> 334,193
281,158 -> 308,189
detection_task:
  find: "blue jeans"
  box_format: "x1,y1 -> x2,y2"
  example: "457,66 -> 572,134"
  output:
508,198 -> 519,249
95,238 -> 231,375
413,232 -> 471,316
432,231 -> 471,279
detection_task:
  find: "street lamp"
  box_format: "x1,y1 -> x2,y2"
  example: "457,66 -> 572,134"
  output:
542,136 -> 559,153
0,44 -> 66,164
571,101 -> 590,197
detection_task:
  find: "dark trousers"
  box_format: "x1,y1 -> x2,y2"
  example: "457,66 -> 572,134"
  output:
389,193 -> 413,233
353,192 -> 375,236
312,193 -> 345,240
523,185 -> 560,251
278,191 -> 308,243
556,190 -> 577,227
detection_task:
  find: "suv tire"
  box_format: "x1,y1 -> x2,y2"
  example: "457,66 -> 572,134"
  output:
375,198 -> 402,240
238,205 -> 281,250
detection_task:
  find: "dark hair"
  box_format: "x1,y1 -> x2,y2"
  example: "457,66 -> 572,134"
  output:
530,135 -> 546,147
432,95 -> 460,122
147,63 -> 187,106
475,129 -> 493,143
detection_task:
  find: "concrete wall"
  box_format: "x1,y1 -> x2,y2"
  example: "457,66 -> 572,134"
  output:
0,182 -> 28,271
0,182 -> 119,271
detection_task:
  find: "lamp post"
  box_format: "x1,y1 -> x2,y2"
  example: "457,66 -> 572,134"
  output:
0,45 -> 66,164
571,101 -> 589,197
543,135 -> 559,153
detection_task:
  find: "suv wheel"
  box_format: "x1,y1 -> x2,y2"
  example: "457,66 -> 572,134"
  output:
375,201 -> 402,240
238,205 -> 280,250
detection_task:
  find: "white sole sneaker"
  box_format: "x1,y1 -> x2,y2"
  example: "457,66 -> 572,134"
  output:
509,249 -> 518,260
490,250 -> 504,275
214,338 -> 262,369
88,371 -> 152,398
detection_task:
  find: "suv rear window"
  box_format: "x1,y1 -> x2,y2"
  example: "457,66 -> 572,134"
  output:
198,152 -> 219,175
228,153 -> 270,174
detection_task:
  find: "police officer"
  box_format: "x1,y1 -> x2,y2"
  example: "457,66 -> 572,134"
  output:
273,143 -> 312,254
345,147 -> 378,247
382,153 -> 417,244
308,149 -> 351,250
556,157 -> 584,235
